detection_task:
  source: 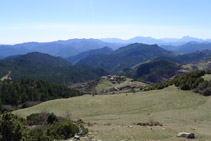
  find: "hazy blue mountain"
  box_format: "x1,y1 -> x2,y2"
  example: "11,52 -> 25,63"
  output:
99,38 -> 126,43
67,47 -> 113,64
101,36 -> 211,46
0,39 -> 124,58
177,36 -> 204,43
175,42 -> 211,53
0,45 -> 30,58
101,36 -> 165,44
55,38 -> 123,51
77,43 -> 173,73
161,42 -> 211,53
128,36 -> 165,44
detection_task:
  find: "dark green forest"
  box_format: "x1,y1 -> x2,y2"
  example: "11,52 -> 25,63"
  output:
0,79 -> 83,111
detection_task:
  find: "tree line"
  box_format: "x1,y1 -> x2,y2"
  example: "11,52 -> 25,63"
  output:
0,79 -> 83,112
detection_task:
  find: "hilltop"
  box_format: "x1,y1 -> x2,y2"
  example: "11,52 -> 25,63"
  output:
77,43 -> 172,73
124,60 -> 181,83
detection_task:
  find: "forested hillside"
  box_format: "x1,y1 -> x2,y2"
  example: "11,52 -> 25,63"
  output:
0,52 -> 107,84
0,79 -> 83,112
77,43 -> 172,73
156,50 -> 211,64
125,60 -> 181,83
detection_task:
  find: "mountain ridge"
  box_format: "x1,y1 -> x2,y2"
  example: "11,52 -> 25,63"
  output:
77,43 -> 173,73
0,39 -> 124,58
101,36 -> 211,45
67,47 -> 113,64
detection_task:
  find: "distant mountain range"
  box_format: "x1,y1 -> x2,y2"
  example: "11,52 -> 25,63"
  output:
77,43 -> 173,73
0,39 -> 124,58
161,42 -> 211,54
0,36 -> 210,60
101,36 -> 211,46
0,52 -> 107,84
0,43 -> 210,85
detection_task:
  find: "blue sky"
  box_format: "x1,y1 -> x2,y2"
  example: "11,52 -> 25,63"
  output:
0,0 -> 211,44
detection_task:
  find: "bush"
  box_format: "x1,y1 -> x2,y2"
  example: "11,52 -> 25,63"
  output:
47,113 -> 58,124
47,121 -> 79,139
27,112 -> 49,126
199,87 -> 211,96
0,112 -> 29,141
0,112 -> 88,141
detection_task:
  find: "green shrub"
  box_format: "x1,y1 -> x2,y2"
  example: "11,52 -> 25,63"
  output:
28,127 -> 53,141
0,112 -> 29,141
27,112 -> 49,126
47,113 -> 58,124
0,112 -> 88,141
47,121 -> 79,139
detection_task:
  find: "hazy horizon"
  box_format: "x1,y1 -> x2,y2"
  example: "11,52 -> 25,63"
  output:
1,0 -> 211,44
0,35 -> 211,45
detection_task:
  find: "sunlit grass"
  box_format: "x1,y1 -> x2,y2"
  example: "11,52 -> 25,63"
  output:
14,86 -> 211,140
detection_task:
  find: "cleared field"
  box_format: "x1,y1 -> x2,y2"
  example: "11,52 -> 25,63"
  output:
14,86 -> 211,140
96,78 -> 146,92
202,74 -> 211,81
95,79 -> 116,92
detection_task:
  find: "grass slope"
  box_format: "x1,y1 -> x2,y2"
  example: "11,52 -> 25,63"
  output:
14,86 -> 211,140
95,79 -> 116,92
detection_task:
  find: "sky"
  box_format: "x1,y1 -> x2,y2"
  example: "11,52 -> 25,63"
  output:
0,0 -> 211,44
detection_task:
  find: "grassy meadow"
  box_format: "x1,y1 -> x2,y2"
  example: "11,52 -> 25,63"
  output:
14,86 -> 211,140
